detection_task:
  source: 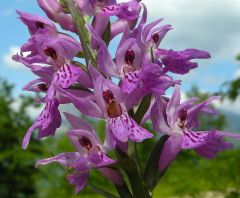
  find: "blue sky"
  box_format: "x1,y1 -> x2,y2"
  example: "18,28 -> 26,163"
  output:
1,0 -> 240,98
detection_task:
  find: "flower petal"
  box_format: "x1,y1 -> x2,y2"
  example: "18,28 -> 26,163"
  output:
36,152 -> 80,167
158,133 -> 182,172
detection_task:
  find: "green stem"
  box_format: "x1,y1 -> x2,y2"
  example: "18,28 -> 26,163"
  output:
133,143 -> 143,177
116,148 -> 151,198
66,0 -> 97,67
114,182 -> 133,198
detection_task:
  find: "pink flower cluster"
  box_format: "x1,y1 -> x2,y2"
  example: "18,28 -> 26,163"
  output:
13,0 -> 240,195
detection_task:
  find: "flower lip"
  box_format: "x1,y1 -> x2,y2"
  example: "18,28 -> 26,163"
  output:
79,136 -> 93,150
125,49 -> 135,65
44,47 -> 57,60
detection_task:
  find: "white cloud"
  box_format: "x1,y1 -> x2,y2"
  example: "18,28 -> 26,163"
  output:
11,98 -> 43,119
234,68 -> 240,79
3,46 -> 24,70
120,0 -> 240,60
215,97 -> 240,115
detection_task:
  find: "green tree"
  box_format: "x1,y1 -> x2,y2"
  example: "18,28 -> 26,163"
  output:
224,54 -> 240,101
0,78 -> 43,198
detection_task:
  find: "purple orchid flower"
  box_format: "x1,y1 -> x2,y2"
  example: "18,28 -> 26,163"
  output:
76,0 -> 116,16
17,10 -> 57,35
155,48 -> 211,74
150,85 -> 240,171
100,0 -> 141,21
21,62 -> 94,149
22,98 -> 61,149
116,38 -> 178,95
13,33 -> 81,68
37,0 -> 76,32
22,62 -> 91,102
141,19 -> 172,49
88,24 -> 177,97
94,76 -> 153,148
102,0 -> 143,38
36,113 -> 121,192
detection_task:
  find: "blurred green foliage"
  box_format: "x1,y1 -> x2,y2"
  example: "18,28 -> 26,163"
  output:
223,54 -> 240,101
0,78 -> 43,198
0,78 -> 240,198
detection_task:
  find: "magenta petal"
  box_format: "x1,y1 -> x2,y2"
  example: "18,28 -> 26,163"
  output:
67,129 -> 102,156
99,167 -> 124,185
16,10 -> 57,35
64,112 -> 94,132
36,152 -> 80,167
37,0 -> 76,32
53,64 -> 81,88
86,24 -> 119,77
181,130 -> 209,149
108,114 -> 153,143
88,152 -> 115,168
186,96 -> 220,129
22,99 -> 61,149
53,84 -> 104,118
151,96 -> 170,134
121,70 -> 141,94
195,130 -> 234,159
127,119 -> 153,142
158,133 -> 182,172
166,85 -> 181,126
67,172 -> 89,193
101,1 -> 141,20
108,116 -> 129,142
156,48 -> 211,74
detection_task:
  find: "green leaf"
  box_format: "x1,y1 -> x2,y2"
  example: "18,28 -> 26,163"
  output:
114,183 -> 133,198
116,148 -> 151,198
66,0 -> 97,67
102,20 -> 111,46
143,135 -> 169,191
134,94 -> 152,124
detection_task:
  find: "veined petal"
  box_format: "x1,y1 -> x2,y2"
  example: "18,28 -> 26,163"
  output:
22,99 -> 61,149
36,152 -> 80,167
127,116 -> 153,142
108,114 -> 153,143
195,130 -> 235,159
53,64 -> 81,88
181,130 -> 210,149
108,115 -> 130,142
121,70 -> 141,94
